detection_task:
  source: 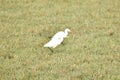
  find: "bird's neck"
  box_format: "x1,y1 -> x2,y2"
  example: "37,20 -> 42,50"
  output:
64,30 -> 68,37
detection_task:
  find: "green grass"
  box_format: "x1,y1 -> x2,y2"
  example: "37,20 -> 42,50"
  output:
0,0 -> 120,80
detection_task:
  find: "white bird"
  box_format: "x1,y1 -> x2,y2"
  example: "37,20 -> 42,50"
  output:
44,28 -> 71,49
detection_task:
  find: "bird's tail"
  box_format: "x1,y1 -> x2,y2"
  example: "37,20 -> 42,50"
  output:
44,44 -> 48,47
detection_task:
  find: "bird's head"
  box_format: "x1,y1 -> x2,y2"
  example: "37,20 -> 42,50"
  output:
65,28 -> 71,32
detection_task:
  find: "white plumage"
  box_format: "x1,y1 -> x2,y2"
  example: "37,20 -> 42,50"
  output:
44,28 -> 71,48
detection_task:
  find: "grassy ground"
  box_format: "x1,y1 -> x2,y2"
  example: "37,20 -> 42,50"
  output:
0,0 -> 120,80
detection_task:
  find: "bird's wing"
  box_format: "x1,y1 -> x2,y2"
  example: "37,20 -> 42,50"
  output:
52,31 -> 65,40
44,31 -> 65,48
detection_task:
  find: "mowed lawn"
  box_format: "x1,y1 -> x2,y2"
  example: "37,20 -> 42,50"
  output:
0,0 -> 120,80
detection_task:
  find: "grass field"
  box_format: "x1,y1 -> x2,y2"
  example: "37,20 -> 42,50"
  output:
0,0 -> 120,80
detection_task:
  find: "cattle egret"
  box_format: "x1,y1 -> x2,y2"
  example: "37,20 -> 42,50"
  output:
44,28 -> 71,51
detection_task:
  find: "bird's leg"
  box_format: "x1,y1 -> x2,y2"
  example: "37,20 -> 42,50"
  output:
48,47 -> 53,53
61,41 -> 65,45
